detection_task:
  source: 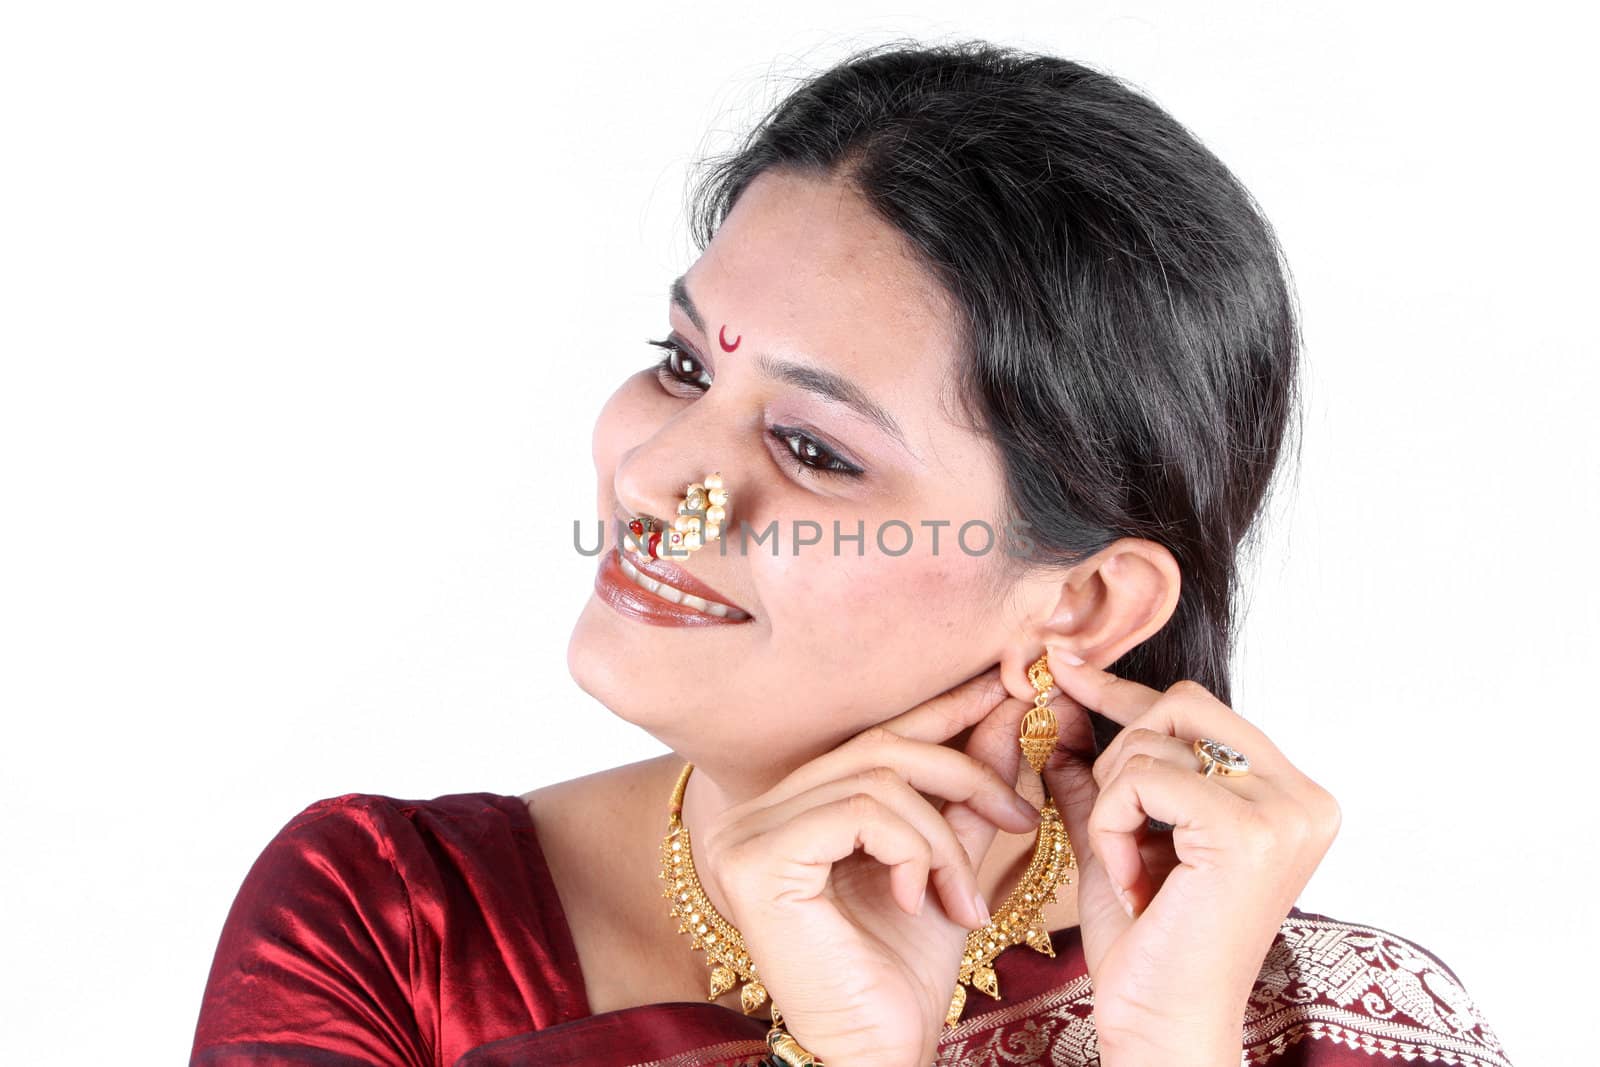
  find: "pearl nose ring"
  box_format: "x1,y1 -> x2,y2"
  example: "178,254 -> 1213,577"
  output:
627,472 -> 730,560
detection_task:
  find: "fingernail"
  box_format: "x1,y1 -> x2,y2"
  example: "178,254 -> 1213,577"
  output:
1009,791 -> 1040,824
1048,644 -> 1084,666
916,883 -> 927,915
972,891 -> 991,928
1114,882 -> 1136,919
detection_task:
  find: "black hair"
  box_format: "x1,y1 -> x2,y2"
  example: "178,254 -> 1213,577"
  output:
685,38 -> 1302,711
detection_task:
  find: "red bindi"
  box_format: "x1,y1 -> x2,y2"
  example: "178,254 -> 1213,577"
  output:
719,324 -> 741,352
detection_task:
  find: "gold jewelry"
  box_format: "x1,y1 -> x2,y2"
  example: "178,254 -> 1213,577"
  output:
765,1005 -> 826,1066
944,653 -> 1077,1027
658,651 -> 1077,1037
1193,737 -> 1251,777
659,760 -> 771,1014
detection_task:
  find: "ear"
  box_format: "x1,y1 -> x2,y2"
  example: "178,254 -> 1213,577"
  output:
1016,537 -> 1182,671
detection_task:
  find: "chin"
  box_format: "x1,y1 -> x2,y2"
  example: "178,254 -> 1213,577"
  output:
567,599 -> 637,722
569,600 -> 786,775
566,597 -> 687,738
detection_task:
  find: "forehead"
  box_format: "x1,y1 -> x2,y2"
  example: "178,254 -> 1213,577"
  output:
683,168 -> 974,463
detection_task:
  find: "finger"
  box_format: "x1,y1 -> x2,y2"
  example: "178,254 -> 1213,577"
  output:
737,768 -> 988,927
758,792 -> 972,924
1093,727 -> 1269,803
1087,750 -> 1257,911
1097,678 -> 1287,780
940,691 -> 1037,870
1039,745 -> 1138,943
874,664 -> 1011,745
762,731 -> 1040,841
1044,644 -> 1161,727
1037,690 -> 1101,869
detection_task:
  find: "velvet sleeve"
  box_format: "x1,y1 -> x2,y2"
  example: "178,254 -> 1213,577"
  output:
189,796 -> 435,1066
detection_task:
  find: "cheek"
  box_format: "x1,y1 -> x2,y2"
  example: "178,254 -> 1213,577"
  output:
764,547 -> 993,664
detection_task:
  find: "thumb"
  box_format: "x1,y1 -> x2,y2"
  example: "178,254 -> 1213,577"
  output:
1039,679 -> 1099,856
1041,691 -> 1138,962
941,691 -> 1031,872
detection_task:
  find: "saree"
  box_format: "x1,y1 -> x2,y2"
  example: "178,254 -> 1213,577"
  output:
190,792 -> 1513,1067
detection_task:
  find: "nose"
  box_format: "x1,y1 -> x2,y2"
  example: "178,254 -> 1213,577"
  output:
611,382 -> 746,557
617,468 -> 734,558
616,440 -> 700,527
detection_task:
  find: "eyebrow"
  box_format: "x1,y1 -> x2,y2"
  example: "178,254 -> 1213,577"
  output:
669,273 -> 909,450
670,274 -> 707,334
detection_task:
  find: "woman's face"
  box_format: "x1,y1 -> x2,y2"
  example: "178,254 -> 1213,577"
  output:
567,168 -> 1043,789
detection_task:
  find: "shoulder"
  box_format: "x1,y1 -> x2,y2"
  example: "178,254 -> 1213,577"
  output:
249,790 -> 539,891
519,755 -> 681,876
1244,906 -> 1513,1067
287,789 -> 534,834
520,754 -> 679,819
253,789 -> 553,906
193,791 -> 582,1064
205,789 -> 541,955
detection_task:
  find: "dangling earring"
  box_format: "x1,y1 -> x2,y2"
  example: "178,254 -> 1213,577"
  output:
630,472 -> 730,560
1020,654 -> 1061,773
944,651 -> 1078,1028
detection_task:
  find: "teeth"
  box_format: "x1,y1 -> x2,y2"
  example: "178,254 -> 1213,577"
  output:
617,550 -> 749,621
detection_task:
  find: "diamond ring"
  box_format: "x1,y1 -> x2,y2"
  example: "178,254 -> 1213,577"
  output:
1193,737 -> 1251,778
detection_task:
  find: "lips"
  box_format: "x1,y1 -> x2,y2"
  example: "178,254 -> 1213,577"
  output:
599,507 -> 753,624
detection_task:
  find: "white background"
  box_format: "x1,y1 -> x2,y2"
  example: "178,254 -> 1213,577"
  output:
2,3 -> 1589,1064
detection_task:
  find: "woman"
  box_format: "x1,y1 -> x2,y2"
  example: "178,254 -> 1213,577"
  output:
190,40 -> 1512,1067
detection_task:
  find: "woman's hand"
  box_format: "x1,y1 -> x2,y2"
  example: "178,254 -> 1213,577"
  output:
696,665 -> 1040,1067
1040,646 -> 1342,1067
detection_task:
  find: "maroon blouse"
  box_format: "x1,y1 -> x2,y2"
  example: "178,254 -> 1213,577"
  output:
189,792 -> 1514,1066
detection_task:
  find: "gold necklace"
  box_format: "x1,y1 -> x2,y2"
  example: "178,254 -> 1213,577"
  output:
658,654 -> 1077,1030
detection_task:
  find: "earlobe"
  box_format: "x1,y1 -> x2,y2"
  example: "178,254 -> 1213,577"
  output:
997,643 -> 1048,704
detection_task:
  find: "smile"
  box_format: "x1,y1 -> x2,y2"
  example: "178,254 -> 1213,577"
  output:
613,544 -> 752,621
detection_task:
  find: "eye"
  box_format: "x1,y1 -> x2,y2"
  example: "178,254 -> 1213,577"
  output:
646,337 -> 711,393
643,336 -> 865,480
769,425 -> 864,478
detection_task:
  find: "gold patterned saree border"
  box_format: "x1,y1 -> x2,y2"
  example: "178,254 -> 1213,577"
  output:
620,914 -> 1512,1067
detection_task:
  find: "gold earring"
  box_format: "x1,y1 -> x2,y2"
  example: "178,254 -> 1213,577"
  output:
1021,653 -> 1060,774
663,471 -> 730,558
943,652 -> 1077,1027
